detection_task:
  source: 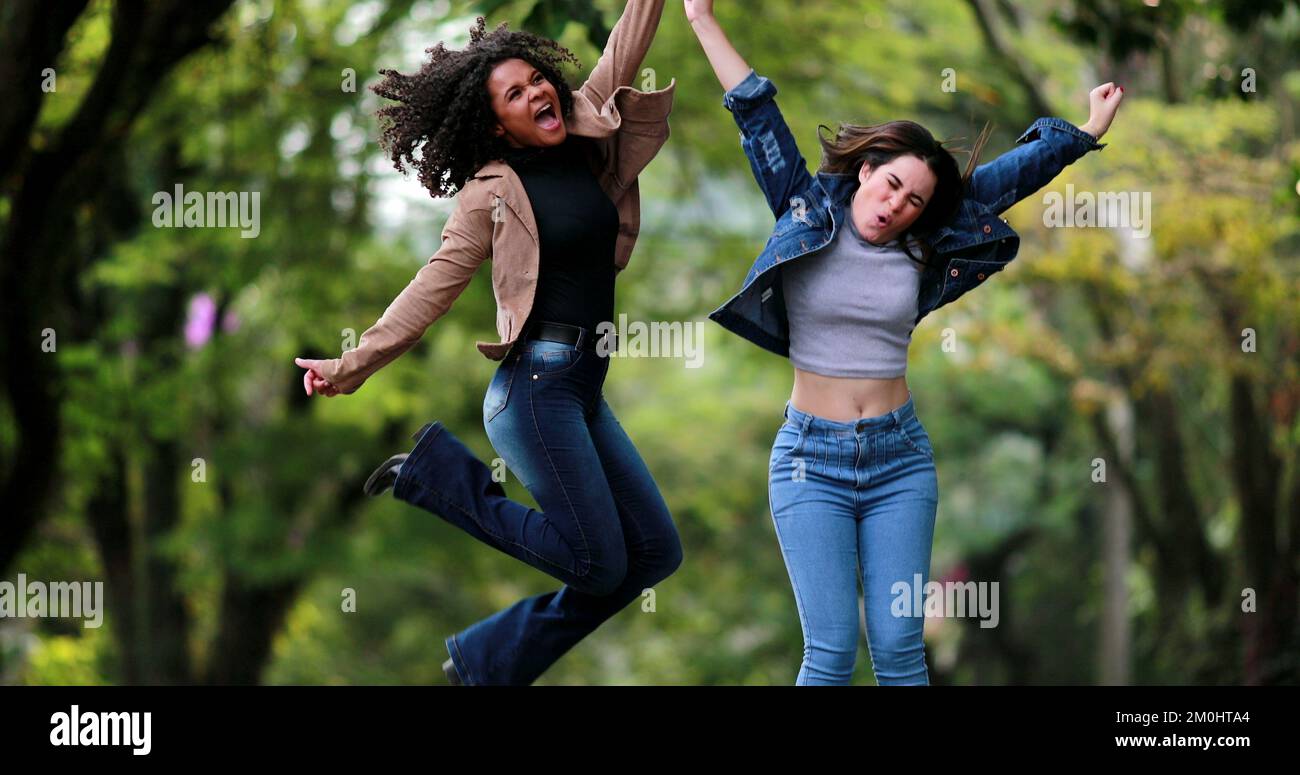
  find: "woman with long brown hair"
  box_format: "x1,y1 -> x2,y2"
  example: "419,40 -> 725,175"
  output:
686,0 -> 1123,684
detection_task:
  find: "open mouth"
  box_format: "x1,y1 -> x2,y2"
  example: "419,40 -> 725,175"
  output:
533,102 -> 561,131
876,214 -> 891,229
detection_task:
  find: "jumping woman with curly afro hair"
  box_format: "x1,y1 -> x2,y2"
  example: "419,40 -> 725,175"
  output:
295,0 -> 682,686
371,17 -> 581,198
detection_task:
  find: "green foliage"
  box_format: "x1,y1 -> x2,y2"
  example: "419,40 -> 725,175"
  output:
6,0 -> 1297,686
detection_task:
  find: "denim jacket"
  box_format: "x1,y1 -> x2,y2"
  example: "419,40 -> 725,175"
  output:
707,69 -> 1105,358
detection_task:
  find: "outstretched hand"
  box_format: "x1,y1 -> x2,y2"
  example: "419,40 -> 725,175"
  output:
294,357 -> 341,397
1081,82 -> 1124,141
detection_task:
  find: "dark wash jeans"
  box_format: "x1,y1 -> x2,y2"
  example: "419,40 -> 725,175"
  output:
392,338 -> 682,685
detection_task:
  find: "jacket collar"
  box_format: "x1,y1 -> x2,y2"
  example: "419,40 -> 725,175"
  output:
464,78 -> 677,244
464,89 -> 622,186
468,78 -> 676,183
815,171 -> 858,208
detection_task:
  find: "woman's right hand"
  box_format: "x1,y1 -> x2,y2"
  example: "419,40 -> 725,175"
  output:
294,357 -> 342,397
684,0 -> 714,23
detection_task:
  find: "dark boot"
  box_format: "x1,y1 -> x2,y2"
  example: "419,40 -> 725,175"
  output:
362,422 -> 438,496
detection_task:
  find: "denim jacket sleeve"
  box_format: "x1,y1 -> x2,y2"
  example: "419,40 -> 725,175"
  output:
966,117 -> 1106,215
721,69 -> 814,220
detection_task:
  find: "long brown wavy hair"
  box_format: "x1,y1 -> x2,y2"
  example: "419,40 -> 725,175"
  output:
818,120 -> 992,267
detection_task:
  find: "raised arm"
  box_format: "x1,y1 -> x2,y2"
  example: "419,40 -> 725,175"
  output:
579,0 -> 669,108
686,0 -> 813,220
296,198 -> 494,396
684,0 -> 749,90
966,83 -> 1124,214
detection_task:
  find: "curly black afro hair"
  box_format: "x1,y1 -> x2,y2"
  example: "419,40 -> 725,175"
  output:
371,17 -> 582,198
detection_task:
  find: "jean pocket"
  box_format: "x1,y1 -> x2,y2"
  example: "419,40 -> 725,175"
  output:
769,421 -> 807,473
896,420 -> 934,462
483,353 -> 519,423
529,343 -> 585,379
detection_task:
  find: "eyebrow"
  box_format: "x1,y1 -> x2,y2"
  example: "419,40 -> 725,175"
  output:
504,69 -> 542,96
889,173 -> 926,205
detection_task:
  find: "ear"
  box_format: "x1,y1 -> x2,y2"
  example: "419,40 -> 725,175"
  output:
858,162 -> 873,184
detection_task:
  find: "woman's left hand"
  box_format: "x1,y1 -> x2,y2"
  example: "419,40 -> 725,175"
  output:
1080,82 -> 1124,141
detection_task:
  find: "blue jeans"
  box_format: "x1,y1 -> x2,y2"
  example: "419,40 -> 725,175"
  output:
392,339 -> 682,685
767,393 -> 939,685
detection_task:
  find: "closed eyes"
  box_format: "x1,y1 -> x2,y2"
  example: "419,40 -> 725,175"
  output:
889,175 -> 926,208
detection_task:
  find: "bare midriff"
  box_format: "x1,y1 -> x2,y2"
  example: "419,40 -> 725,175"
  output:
790,367 -> 911,422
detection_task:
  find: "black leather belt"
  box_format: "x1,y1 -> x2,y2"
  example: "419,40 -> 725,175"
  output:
523,321 -> 617,353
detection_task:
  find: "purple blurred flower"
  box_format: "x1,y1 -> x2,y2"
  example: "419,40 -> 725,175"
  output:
185,292 -> 217,349
221,309 -> 240,333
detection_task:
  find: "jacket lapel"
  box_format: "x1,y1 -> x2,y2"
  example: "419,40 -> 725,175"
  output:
471,160 -> 538,245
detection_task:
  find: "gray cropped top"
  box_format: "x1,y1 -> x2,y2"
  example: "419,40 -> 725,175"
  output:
781,216 -> 922,378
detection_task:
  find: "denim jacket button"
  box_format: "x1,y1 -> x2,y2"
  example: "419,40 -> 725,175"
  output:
977,273 -> 986,280
982,224 -> 992,234
950,268 -> 959,277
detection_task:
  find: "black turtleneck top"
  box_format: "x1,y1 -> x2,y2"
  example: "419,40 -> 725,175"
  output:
503,137 -> 620,334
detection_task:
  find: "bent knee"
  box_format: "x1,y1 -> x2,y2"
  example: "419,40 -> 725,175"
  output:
656,529 -> 684,580
632,521 -> 683,587
574,549 -> 628,597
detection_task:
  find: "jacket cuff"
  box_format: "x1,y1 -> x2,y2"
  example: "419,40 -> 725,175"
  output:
1016,117 -> 1107,151
316,357 -> 362,394
722,69 -> 777,112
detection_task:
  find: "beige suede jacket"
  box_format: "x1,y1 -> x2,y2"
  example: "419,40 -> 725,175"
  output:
317,0 -> 675,394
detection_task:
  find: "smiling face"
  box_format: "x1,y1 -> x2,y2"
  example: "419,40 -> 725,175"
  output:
850,155 -> 937,245
487,57 -> 566,149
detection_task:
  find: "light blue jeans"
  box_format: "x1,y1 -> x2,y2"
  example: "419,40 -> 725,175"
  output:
767,392 -> 939,685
